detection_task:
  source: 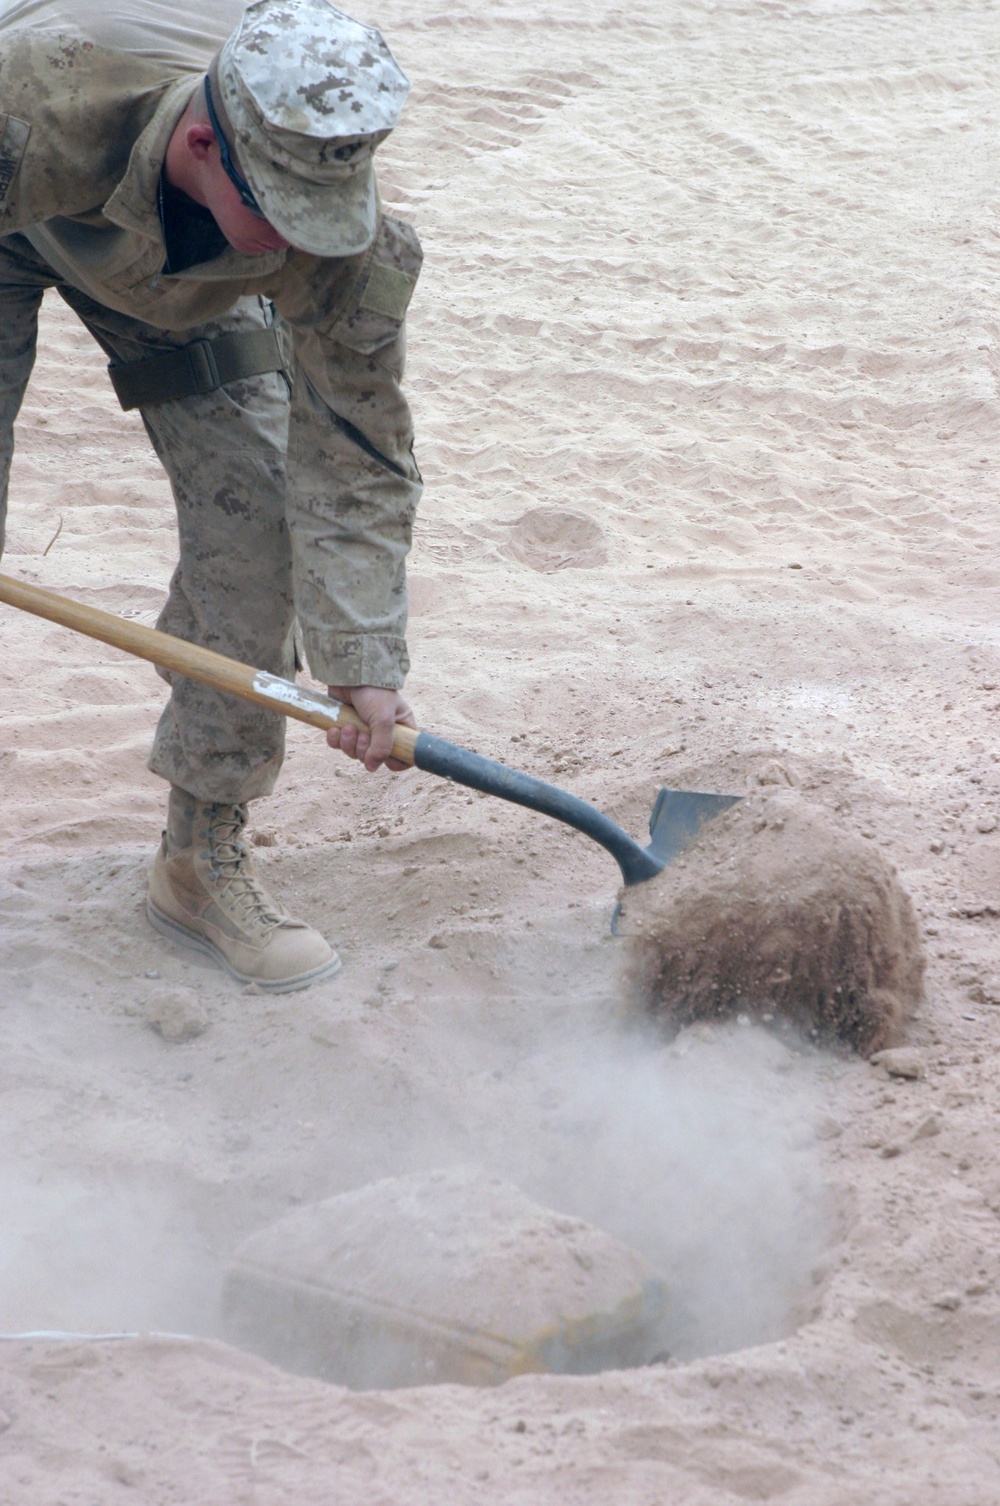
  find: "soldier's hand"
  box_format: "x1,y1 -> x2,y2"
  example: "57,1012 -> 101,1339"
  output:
327,685 -> 417,772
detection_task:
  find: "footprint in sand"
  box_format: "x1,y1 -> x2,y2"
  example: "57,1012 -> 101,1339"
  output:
501,506 -> 609,573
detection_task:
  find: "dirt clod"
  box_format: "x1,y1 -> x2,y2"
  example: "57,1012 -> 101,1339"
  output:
143,988 -> 209,1043
617,792 -> 925,1055
870,1047 -> 926,1080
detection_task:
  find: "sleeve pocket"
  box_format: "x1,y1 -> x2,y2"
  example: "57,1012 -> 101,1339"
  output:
333,215 -> 423,355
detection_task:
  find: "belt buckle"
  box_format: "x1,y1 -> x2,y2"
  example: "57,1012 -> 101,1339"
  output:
184,338 -> 221,396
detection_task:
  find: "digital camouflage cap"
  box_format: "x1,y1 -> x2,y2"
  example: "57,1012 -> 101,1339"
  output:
212,0 -> 410,257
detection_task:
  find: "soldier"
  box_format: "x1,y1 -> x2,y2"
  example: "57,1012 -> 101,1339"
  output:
0,0 -> 424,990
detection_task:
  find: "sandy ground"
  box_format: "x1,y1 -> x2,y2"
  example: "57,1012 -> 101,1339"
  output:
2,0 -> 1000,1499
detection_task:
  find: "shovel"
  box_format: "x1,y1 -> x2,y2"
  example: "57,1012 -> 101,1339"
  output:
0,572 -> 740,890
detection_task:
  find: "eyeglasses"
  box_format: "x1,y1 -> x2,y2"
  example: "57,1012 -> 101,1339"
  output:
204,74 -> 266,218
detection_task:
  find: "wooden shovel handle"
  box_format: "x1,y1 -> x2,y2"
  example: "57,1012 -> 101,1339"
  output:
0,572 -> 419,765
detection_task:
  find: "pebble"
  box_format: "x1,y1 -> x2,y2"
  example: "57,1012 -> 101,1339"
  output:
967,978 -> 1000,1006
912,1113 -> 942,1140
932,1292 -> 962,1311
976,815 -> 997,834
755,759 -> 799,787
143,988 -> 209,1043
869,1047 -> 926,1080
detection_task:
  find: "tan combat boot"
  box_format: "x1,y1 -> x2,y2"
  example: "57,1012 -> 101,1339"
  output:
147,789 -> 341,992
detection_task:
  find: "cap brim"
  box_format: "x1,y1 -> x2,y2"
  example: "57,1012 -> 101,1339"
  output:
243,153 -> 378,258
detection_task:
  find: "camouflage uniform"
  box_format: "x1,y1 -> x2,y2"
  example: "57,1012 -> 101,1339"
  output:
0,0 -> 422,802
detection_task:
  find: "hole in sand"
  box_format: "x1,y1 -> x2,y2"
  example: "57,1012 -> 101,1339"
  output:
1,867 -> 837,1391
214,1019 -> 837,1389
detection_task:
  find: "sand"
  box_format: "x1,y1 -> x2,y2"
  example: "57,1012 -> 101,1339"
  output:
618,788 -> 926,1053
2,0 -> 1000,1500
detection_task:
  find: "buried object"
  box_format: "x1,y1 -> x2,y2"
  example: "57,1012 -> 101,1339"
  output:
0,573 -> 738,891
616,789 -> 926,1055
221,1167 -> 669,1388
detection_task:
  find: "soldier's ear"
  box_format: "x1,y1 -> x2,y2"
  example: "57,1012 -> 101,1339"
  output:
184,122 -> 216,163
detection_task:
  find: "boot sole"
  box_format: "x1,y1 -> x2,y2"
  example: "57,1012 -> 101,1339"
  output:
146,899 -> 343,994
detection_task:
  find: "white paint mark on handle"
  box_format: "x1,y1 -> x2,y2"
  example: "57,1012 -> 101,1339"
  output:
253,672 -> 341,721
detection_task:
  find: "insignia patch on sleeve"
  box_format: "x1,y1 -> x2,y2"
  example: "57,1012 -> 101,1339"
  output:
0,114 -> 30,216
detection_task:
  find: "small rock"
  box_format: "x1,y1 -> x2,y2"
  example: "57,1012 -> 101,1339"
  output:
143,988 -> 209,1043
427,934 -> 448,950
252,828 -> 279,848
816,1115 -> 843,1141
974,979 -> 1000,1005
880,1143 -> 903,1159
932,1292 -> 962,1311
869,1047 -> 926,1080
929,839 -> 945,854
955,900 -> 996,918
976,815 -> 997,835
755,760 -> 799,788
912,1114 -> 942,1140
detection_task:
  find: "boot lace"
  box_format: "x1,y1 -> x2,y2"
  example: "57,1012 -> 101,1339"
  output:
203,804 -> 286,933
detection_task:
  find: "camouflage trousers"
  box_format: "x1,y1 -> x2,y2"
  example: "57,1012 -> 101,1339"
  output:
0,232 -> 296,804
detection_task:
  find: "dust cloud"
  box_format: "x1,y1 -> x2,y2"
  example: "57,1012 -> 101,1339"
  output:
0,980 -> 832,1373
470,1018 -> 833,1362
0,1169 -> 218,1337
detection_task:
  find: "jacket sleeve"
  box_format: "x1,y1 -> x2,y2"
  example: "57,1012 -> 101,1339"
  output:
272,215 -> 424,690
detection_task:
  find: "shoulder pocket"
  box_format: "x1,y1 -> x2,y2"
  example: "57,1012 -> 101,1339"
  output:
334,215 -> 423,354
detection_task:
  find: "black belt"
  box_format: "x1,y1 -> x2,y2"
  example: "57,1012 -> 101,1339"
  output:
108,328 -> 285,411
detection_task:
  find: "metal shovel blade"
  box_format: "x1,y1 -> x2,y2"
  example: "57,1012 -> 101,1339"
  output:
646,788 -> 744,868
609,789 -> 742,935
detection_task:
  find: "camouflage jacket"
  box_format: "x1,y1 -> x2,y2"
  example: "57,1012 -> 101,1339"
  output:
0,7 -> 422,689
